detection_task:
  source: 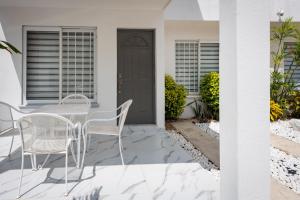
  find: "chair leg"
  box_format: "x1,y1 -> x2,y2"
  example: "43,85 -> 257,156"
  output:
64,149 -> 68,196
8,135 -> 14,158
30,154 -> 37,171
86,135 -> 91,152
38,154 -> 50,169
70,142 -> 77,164
81,134 -> 87,168
76,125 -> 81,168
120,142 -> 124,151
17,152 -> 24,199
118,138 -> 124,166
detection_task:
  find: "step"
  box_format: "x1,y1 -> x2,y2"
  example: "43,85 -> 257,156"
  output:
271,134 -> 300,157
171,120 -> 220,168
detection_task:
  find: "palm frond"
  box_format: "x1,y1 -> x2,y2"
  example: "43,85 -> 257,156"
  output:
0,40 -> 21,54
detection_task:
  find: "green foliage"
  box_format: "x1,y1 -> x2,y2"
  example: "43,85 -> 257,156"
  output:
286,90 -> 300,118
270,100 -> 283,121
165,75 -> 187,120
270,71 -> 296,106
271,18 -> 300,119
186,97 -> 211,122
200,72 -> 219,120
271,18 -> 298,72
0,40 -> 21,54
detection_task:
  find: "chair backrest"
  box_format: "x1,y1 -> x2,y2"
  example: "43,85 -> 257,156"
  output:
17,113 -> 75,154
117,100 -> 133,134
0,102 -> 14,134
61,94 -> 91,106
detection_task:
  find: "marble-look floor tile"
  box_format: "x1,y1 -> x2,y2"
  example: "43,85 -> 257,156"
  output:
0,125 -> 219,200
100,193 -> 153,200
140,163 -> 219,200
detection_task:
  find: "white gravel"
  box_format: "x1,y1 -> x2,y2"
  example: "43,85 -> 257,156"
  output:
166,130 -> 220,178
271,119 -> 300,143
197,120 -> 300,194
271,147 -> 300,193
196,121 -> 219,139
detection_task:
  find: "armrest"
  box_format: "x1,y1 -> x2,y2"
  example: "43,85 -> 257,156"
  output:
10,105 -> 30,114
87,106 -> 123,120
0,118 -> 17,122
83,114 -> 122,129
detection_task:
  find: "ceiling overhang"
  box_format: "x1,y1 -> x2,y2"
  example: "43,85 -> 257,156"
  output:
0,0 -> 171,10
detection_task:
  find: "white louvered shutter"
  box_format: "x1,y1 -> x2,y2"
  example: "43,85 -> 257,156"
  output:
62,29 -> 96,99
26,30 -> 60,101
284,42 -> 300,85
199,43 -> 219,78
175,40 -> 199,94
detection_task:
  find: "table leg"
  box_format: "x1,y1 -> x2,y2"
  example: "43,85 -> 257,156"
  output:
77,123 -> 81,168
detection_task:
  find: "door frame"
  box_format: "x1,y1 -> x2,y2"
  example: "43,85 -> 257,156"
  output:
116,28 -> 156,124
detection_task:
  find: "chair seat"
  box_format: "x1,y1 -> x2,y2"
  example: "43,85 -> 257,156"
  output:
87,124 -> 119,135
25,138 -> 72,154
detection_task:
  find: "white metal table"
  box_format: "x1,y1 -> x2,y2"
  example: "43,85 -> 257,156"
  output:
35,104 -> 90,167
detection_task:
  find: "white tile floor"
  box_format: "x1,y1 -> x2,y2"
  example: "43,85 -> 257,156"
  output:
0,125 -> 219,200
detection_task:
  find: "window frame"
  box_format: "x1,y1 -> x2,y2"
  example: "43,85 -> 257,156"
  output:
174,39 -> 219,96
22,26 -> 97,105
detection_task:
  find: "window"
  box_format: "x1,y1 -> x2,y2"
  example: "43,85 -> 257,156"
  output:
23,26 -> 96,104
199,43 -> 219,78
175,40 -> 199,94
284,42 -> 300,85
175,40 -> 219,94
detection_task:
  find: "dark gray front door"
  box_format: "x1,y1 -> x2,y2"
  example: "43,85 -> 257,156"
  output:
117,29 -> 155,124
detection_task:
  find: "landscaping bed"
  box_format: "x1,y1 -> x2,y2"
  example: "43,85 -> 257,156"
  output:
165,122 -> 220,178
270,119 -> 300,143
197,120 -> 300,194
271,147 -> 300,193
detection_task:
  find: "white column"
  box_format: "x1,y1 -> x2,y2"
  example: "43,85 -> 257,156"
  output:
219,0 -> 270,200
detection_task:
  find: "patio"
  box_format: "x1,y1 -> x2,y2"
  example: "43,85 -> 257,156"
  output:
0,125 -> 219,200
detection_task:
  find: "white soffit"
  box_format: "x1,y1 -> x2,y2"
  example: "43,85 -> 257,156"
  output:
164,0 -> 218,21
165,0 -> 300,22
0,0 -> 171,10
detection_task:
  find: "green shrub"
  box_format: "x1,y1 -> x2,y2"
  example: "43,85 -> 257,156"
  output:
165,75 -> 187,120
186,97 -> 212,122
286,90 -> 300,118
200,72 -> 219,120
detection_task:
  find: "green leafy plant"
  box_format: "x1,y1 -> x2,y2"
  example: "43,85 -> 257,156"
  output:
271,18 -> 298,72
0,40 -> 20,54
165,75 -> 187,120
200,72 -> 219,120
270,100 -> 283,121
286,90 -> 300,118
270,17 -> 300,112
186,97 -> 211,122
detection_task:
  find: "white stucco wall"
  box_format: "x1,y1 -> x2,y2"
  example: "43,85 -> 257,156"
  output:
165,21 -> 218,118
0,7 -> 165,127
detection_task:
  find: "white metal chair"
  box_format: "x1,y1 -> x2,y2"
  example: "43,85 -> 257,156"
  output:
60,94 -> 91,124
60,94 -> 91,106
81,100 -> 132,167
0,102 -> 29,158
16,113 -> 78,198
